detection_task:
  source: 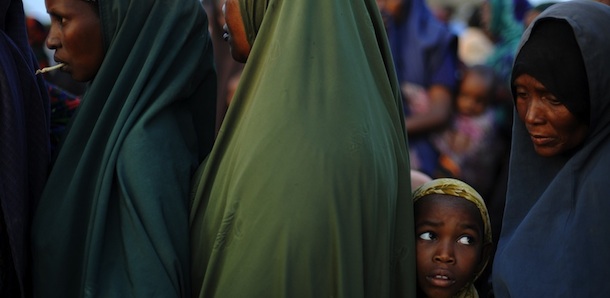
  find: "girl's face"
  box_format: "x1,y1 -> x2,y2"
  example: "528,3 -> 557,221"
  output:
415,194 -> 487,298
456,72 -> 490,117
45,0 -> 104,82
514,74 -> 589,157
222,0 -> 251,63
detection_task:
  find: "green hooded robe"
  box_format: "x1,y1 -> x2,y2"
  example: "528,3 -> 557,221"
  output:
31,0 -> 217,296
190,0 -> 415,296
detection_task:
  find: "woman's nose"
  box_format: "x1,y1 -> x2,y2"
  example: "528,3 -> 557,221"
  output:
524,98 -> 545,125
46,25 -> 60,50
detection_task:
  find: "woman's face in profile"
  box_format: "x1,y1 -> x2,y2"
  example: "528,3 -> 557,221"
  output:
45,0 -> 104,82
222,0 -> 251,63
514,74 -> 589,157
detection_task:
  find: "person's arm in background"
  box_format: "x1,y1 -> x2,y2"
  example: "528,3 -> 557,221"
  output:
404,83 -> 453,135
404,45 -> 458,135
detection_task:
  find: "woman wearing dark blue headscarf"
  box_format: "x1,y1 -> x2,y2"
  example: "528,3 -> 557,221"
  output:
377,0 -> 459,177
493,1 -> 610,296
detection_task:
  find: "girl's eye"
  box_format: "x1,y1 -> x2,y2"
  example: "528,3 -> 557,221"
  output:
457,235 -> 474,245
419,232 -> 434,241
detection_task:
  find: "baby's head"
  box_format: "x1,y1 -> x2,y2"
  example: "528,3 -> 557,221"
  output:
412,178 -> 492,298
456,65 -> 497,117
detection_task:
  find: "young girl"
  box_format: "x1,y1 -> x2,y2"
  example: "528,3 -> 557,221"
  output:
413,178 -> 492,298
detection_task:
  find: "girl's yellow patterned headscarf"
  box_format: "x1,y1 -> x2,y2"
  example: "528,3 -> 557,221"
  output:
412,178 -> 492,298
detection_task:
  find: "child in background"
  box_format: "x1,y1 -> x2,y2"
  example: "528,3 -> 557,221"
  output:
413,178 -> 492,298
433,65 -> 505,198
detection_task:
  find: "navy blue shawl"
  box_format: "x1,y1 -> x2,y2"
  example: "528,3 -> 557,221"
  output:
493,1 -> 610,296
0,0 -> 50,296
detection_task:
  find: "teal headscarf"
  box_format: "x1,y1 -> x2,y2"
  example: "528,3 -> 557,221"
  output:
190,0 -> 414,297
31,0 -> 217,296
485,0 -> 523,83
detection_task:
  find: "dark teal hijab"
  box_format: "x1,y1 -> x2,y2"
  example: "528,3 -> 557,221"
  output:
493,1 -> 610,296
31,0 -> 216,296
485,0 -> 523,83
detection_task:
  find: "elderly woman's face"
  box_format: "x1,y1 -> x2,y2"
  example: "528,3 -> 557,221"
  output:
45,0 -> 104,82
222,0 -> 251,63
514,74 -> 588,157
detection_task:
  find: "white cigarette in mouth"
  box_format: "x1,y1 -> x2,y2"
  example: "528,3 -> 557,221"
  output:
35,63 -> 66,75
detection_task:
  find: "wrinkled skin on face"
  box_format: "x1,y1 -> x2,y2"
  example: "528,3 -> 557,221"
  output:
514,74 -> 589,157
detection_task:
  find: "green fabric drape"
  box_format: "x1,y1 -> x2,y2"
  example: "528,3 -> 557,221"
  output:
190,0 -> 414,297
31,0 -> 217,296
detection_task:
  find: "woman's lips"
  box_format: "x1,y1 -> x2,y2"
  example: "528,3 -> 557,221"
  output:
530,134 -> 554,146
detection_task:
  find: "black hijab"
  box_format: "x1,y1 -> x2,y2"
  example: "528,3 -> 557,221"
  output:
511,18 -> 589,124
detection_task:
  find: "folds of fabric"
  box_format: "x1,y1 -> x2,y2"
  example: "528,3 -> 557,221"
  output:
485,0 -> 522,83
190,0 -> 414,297
31,0 -> 217,296
0,0 -> 50,296
493,1 -> 610,296
385,0 -> 458,89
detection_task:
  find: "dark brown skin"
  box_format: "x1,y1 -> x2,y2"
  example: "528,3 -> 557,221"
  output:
45,0 -> 104,82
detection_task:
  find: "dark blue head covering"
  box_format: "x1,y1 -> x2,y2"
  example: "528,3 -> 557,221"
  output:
512,18 -> 590,124
493,1 -> 610,296
384,0 -> 457,88
0,0 -> 50,296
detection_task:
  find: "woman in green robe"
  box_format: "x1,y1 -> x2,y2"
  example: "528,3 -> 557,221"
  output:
190,0 -> 414,296
31,0 -> 217,296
